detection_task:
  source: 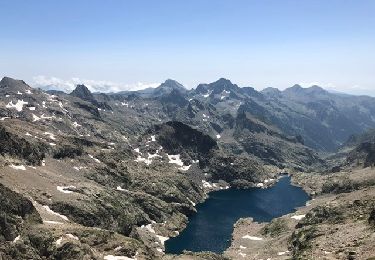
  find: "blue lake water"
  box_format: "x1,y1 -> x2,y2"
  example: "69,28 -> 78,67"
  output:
165,176 -> 310,254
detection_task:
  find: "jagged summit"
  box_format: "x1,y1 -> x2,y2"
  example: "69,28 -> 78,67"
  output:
196,78 -> 238,95
214,77 -> 233,85
70,84 -> 95,102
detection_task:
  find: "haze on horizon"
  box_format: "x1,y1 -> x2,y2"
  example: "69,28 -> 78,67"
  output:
0,0 -> 374,96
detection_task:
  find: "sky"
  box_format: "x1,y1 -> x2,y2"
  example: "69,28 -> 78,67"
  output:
0,0 -> 374,95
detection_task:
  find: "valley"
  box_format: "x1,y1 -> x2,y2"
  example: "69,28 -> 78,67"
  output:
0,76 -> 374,260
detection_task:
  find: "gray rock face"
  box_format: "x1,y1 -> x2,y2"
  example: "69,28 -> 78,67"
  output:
0,183 -> 42,242
0,125 -> 47,165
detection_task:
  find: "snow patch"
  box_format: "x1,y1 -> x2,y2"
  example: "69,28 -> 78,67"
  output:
179,165 -> 191,171
6,100 -> 28,111
10,164 -> 26,170
72,121 -> 81,128
156,235 -> 169,245
13,235 -> 21,243
73,166 -> 86,171
242,235 -> 263,241
116,186 -> 128,192
42,205 -> 69,221
43,220 -> 63,225
55,237 -> 64,246
187,197 -> 196,206
167,154 -> 184,167
104,255 -> 134,260
57,185 -> 76,194
134,155 -> 152,165
291,214 -> 305,220
88,154 -> 101,163
277,251 -> 289,256
238,252 -> 247,258
32,114 -> 41,121
44,132 -> 56,140
202,180 -> 212,188
58,102 -> 68,112
41,114 -> 53,120
66,234 -> 79,240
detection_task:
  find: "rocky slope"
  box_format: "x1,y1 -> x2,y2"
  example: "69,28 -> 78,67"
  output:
225,166 -> 375,259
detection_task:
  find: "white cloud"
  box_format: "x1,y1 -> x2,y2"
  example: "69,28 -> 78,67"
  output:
32,75 -> 160,93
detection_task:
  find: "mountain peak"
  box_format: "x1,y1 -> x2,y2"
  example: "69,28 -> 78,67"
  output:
214,78 -> 232,85
0,76 -> 25,86
209,78 -> 238,93
153,79 -> 187,97
284,84 -> 329,96
70,84 -> 95,101
290,84 -> 303,89
308,85 -> 327,94
0,76 -> 14,84
0,76 -> 30,91
160,79 -> 186,90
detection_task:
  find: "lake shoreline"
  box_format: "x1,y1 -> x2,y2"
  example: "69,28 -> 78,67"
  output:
165,175 -> 310,254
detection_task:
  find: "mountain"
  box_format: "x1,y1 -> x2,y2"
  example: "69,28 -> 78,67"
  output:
70,84 -> 95,102
260,85 -> 375,151
116,79 -> 187,99
1,76 -> 375,259
153,79 -> 187,97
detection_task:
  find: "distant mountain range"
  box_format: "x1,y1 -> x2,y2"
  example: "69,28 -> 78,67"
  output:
78,77 -> 375,152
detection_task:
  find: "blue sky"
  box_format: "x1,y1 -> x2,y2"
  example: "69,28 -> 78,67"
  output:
0,0 -> 374,94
